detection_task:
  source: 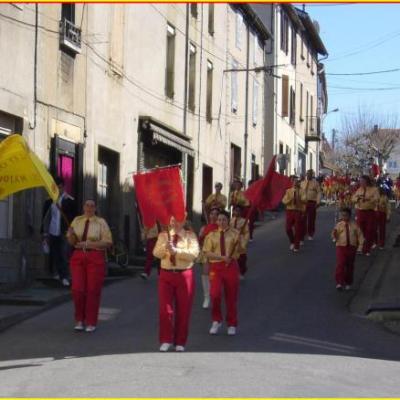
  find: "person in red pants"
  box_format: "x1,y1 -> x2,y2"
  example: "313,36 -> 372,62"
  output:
282,176 -> 307,253
140,223 -> 160,280
230,205 -> 250,279
376,187 -> 391,249
203,210 -> 243,336
153,216 -> 199,352
332,208 -> 364,291
67,200 -> 113,333
352,175 -> 379,256
300,169 -> 322,240
198,208 -> 219,309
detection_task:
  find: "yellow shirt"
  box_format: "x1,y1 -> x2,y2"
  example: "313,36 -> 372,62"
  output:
153,230 -> 199,270
300,179 -> 321,203
352,186 -> 379,210
376,194 -> 391,218
205,193 -> 228,210
282,187 -> 307,211
332,220 -> 364,248
203,227 -> 242,261
230,190 -> 250,207
69,215 -> 113,245
230,217 -> 249,254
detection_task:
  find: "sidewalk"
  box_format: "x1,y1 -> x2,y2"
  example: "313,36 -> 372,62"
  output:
0,263 -> 140,333
350,206 -> 400,335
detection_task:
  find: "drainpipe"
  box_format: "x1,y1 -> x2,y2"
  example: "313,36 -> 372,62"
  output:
183,4 -> 189,137
243,23 -> 250,187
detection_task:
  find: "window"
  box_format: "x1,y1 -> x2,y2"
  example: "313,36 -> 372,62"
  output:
235,10 -> 243,49
310,95 -> 314,131
306,43 -> 310,67
306,90 -> 309,133
281,74 -> 289,117
291,27 -> 297,65
280,11 -> 289,54
190,4 -> 198,19
311,56 -> 315,75
206,60 -> 213,122
208,4 -> 214,35
188,43 -> 196,112
253,33 -> 258,65
62,3 -> 75,23
252,79 -> 259,126
299,83 -> 304,121
231,59 -> 238,112
289,86 -> 296,127
165,24 -> 176,99
301,37 -> 305,60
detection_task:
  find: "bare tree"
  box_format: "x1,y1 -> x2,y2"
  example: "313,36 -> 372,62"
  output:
336,107 -> 400,174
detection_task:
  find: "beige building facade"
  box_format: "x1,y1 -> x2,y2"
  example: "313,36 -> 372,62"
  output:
0,3 -> 270,284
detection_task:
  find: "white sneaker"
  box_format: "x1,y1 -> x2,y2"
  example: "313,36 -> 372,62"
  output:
290,244 -> 295,251
159,343 -> 172,352
74,322 -> 84,331
85,325 -> 96,333
293,248 -> 299,253
300,241 -> 304,246
140,272 -> 148,280
308,236 -> 314,241
227,326 -> 237,336
175,345 -> 185,352
344,285 -> 352,291
371,244 -> 377,250
336,284 -> 343,291
209,321 -> 222,335
365,253 -> 371,257
61,278 -> 70,287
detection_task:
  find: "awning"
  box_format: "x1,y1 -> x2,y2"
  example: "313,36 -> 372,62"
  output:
140,118 -> 195,157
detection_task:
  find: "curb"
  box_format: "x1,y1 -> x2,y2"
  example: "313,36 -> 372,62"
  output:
349,211 -> 400,319
0,273 -> 137,334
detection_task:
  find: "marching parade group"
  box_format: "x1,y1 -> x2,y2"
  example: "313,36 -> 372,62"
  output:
42,167 -> 400,352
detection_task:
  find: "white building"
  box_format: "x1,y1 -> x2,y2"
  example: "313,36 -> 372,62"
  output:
261,4 -> 328,176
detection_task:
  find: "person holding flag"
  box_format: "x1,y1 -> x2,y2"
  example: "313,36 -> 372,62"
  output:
153,215 -> 200,352
229,179 -> 250,211
282,176 -> 307,253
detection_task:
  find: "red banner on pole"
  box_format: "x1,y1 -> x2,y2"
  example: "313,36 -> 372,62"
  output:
133,166 -> 186,228
245,156 -> 292,211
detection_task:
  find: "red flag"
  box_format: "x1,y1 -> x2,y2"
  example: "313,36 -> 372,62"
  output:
133,166 -> 186,228
245,156 -> 292,211
371,163 -> 380,178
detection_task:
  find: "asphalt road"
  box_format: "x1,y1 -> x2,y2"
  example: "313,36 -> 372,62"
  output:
1,208 -> 400,397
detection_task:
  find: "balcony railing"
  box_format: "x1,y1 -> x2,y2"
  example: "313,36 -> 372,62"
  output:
305,116 -> 321,142
59,19 -> 82,54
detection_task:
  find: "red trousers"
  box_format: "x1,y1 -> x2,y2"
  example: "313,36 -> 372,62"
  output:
209,261 -> 240,327
335,246 -> 357,286
376,211 -> 387,247
238,253 -> 247,276
144,238 -> 157,276
285,210 -> 302,250
306,201 -> 317,237
158,268 -> 195,346
70,250 -> 106,326
356,209 -> 376,253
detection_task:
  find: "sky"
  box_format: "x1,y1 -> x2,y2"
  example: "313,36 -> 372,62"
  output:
303,3 -> 400,144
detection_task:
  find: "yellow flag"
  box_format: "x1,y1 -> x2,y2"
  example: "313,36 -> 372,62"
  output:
0,134 -> 59,202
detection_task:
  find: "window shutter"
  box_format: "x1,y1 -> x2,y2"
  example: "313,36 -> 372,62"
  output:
282,75 -> 289,117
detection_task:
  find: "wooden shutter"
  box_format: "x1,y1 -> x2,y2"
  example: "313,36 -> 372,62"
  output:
282,75 -> 289,117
